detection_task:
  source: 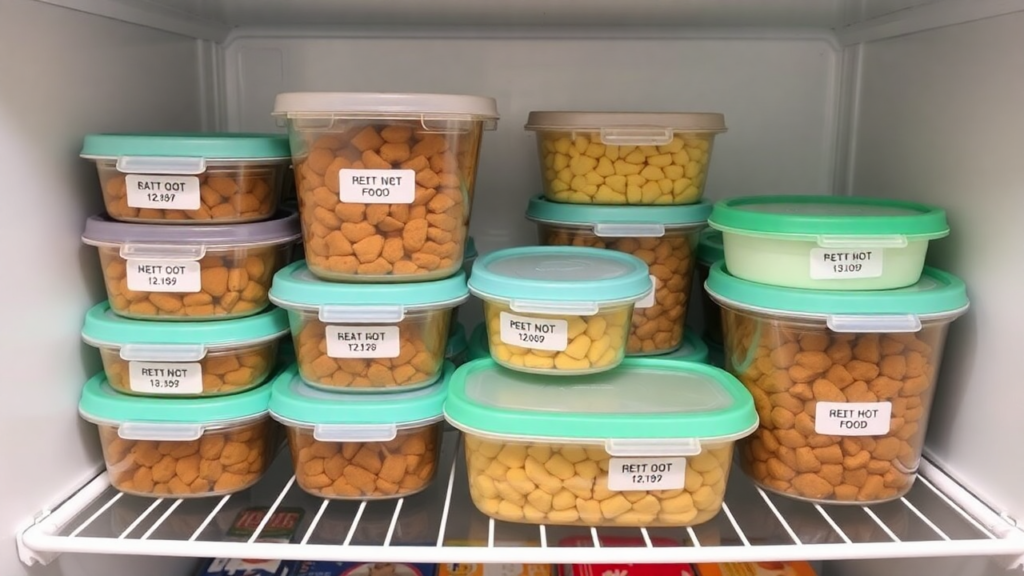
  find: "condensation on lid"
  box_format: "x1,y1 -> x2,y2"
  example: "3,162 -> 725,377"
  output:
525,111 -> 726,132
81,210 -> 301,246
273,92 -> 499,119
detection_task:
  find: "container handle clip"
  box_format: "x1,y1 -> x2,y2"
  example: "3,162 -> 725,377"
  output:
593,223 -> 666,238
827,314 -> 922,333
605,438 -> 703,457
817,235 -> 908,249
510,300 -> 600,316
119,344 -> 208,362
116,156 -> 207,175
599,127 -> 674,146
119,423 -> 205,441
314,424 -> 398,443
120,244 -> 206,261
319,305 -> 406,323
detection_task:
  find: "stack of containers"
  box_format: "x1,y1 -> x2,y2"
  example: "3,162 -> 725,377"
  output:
704,195 -> 968,504
268,93 -> 499,500
75,133 -> 302,497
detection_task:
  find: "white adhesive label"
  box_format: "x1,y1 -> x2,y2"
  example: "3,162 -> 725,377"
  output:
126,260 -> 201,292
499,312 -> 568,351
325,325 -> 401,358
125,174 -> 201,209
339,169 -> 415,204
809,248 -> 884,280
635,275 -> 657,309
815,401 -> 893,435
128,362 -> 203,394
607,457 -> 687,491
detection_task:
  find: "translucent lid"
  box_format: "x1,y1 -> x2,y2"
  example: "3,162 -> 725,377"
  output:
526,195 -> 710,237
82,302 -> 288,350
658,331 -> 709,364
446,323 -> 468,359
268,364 -> 449,441
525,111 -> 726,133
81,210 -> 301,247
468,247 -> 652,314
467,322 -> 489,361
270,261 -> 469,322
80,133 -> 292,160
273,92 -> 499,121
709,195 -> 950,240
697,229 -> 724,265
445,358 -> 757,449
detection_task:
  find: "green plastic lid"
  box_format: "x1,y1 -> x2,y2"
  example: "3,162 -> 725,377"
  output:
706,261 -> 969,328
468,247 -> 652,315
79,372 -> 270,436
446,323 -> 468,359
708,195 -> 950,240
270,261 -> 469,322
81,133 -> 291,160
445,358 -> 757,451
468,323 -> 489,360
658,331 -> 709,363
526,195 -> 710,237
697,229 -> 724,265
269,363 -> 449,441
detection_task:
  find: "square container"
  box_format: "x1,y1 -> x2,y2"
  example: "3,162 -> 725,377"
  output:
81,133 -> 291,224
696,229 -> 724,345
527,195 -> 709,355
82,211 -> 300,320
706,262 -> 969,504
270,261 -> 468,392
445,358 -> 758,527
82,302 -> 288,397
525,112 -> 726,205
468,247 -> 652,375
79,372 -> 275,498
269,364 -> 448,500
708,196 -> 950,290
272,92 -> 498,282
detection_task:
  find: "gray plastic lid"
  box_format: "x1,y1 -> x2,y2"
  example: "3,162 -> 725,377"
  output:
81,210 -> 301,247
525,111 -> 727,133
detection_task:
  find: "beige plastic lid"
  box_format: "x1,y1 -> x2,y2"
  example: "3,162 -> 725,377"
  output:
274,92 -> 499,120
525,111 -> 726,133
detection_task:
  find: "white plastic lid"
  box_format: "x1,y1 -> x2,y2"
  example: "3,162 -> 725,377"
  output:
273,92 -> 499,120
525,111 -> 726,133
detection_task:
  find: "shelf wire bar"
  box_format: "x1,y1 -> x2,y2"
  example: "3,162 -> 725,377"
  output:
917,475 -> 998,539
686,526 -> 701,547
813,505 -> 851,544
900,497 -> 951,541
300,500 -> 330,546
140,499 -> 183,540
590,527 -> 601,548
539,525 -> 548,548
756,487 -> 802,545
117,499 -> 164,539
640,527 -> 653,548
384,499 -> 404,546
720,502 -> 749,546
246,476 -> 295,544
487,519 -> 495,548
435,450 -> 459,547
69,492 -> 123,538
342,502 -> 366,546
862,507 -> 901,542
188,495 -> 230,542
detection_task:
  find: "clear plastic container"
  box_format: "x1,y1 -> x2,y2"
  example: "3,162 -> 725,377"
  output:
696,229 -> 725,345
706,262 -> 969,504
269,364 -> 448,500
468,247 -> 652,375
81,133 -> 291,224
270,261 -> 468,392
82,211 -> 300,320
79,372 -> 275,498
527,195 -> 709,355
82,302 -> 288,397
525,112 -> 726,205
708,196 -> 950,291
272,92 -> 498,282
446,358 -> 758,527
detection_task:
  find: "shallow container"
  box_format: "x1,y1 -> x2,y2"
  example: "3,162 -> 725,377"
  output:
706,262 -> 969,504
445,358 -> 757,527
82,302 -> 288,397
528,195 -> 709,356
79,372 -> 275,498
82,211 -> 300,320
272,92 -> 498,282
696,229 -> 725,345
81,133 -> 291,224
468,247 -> 651,375
270,261 -> 468,392
525,112 -> 726,205
708,196 -> 950,290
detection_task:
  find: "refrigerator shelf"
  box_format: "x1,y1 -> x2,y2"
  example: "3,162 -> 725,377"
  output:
18,432 -> 1024,567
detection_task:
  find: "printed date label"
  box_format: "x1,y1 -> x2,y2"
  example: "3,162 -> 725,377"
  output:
339,169 -> 415,204
608,457 -> 687,491
126,175 -> 201,209
126,259 -> 201,292
129,362 -> 203,394
810,248 -> 883,280
815,401 -> 893,435
499,312 -> 568,351
325,325 -> 401,358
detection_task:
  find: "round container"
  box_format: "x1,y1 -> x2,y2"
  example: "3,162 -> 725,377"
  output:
272,92 -> 499,283
81,133 -> 291,224
269,363 -> 448,500
468,247 -> 652,375
706,262 -> 969,504
445,358 -> 757,527
708,196 -> 950,290
446,323 -> 469,366
82,302 -> 288,397
270,261 -> 468,392
524,112 -> 726,205
79,372 -> 275,498
696,229 -> 725,345
82,211 -> 300,320
528,195 -> 709,355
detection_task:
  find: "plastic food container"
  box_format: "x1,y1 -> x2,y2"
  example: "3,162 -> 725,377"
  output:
468,323 -> 489,361
270,261 -> 468,392
706,262 -> 969,504
82,211 -> 300,320
81,133 -> 291,224
708,196 -> 950,290
82,302 -> 288,397
463,236 -> 478,276
269,364 -> 447,500
272,92 -> 499,282
658,331 -> 709,364
468,247 -> 651,375
445,358 -> 757,526
696,229 -> 725,345
525,112 -> 726,205
79,372 -> 275,498
528,195 -> 709,355
446,323 -> 469,366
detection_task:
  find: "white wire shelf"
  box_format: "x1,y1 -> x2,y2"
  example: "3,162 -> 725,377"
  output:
17,432 -> 1024,567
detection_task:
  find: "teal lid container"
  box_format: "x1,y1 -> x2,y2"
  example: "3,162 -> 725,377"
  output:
445,358 -> 757,451
468,246 -> 652,315
697,229 -> 724,266
269,363 -> 450,441
526,195 -> 711,237
81,133 -> 292,161
468,323 -> 489,360
657,331 -> 709,363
